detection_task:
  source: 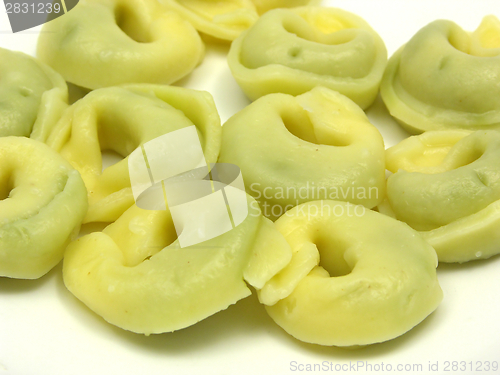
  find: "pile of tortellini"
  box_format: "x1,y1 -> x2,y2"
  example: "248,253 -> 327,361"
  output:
1,0 -> 499,348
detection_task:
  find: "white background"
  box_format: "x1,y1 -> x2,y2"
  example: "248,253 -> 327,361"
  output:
1,1 -> 500,374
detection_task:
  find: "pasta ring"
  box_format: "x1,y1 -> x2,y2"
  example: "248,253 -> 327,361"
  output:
33,84 -> 221,224
259,200 -> 443,347
0,47 -> 67,137
0,137 -> 87,279
380,130 -> 500,263
37,0 -> 204,90
381,16 -> 500,133
158,0 -> 259,41
63,196 -> 292,334
218,87 -> 386,220
227,7 -> 387,109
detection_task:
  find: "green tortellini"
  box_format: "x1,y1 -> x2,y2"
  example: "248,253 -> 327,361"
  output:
227,7 -> 387,109
37,0 -> 204,90
381,16 -> 500,133
259,201 -> 442,347
158,0 -> 259,41
380,130 -> 500,263
0,137 -> 87,279
218,87 -> 386,220
63,197 -> 292,334
0,48 -> 68,137
33,84 -> 221,224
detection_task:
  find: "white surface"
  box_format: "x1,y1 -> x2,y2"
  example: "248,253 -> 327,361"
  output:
1,1 -> 500,375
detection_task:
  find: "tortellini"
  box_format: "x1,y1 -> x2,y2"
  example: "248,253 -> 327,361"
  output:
380,130 -> 500,263
0,48 -> 68,137
381,16 -> 500,133
0,137 -> 87,279
259,201 -> 443,347
33,85 -> 221,224
227,7 -> 387,109
37,0 -> 204,90
63,197 -> 292,334
158,0 -> 259,41
218,87 -> 386,220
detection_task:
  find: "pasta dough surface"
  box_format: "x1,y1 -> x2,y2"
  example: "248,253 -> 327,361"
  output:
63,197 -> 292,334
0,137 -> 87,279
250,0 -> 319,15
37,0 -> 204,89
381,16 -> 500,133
260,200 -> 442,346
228,7 -> 387,108
33,85 -> 221,223
159,0 -> 259,41
382,130 -> 500,262
0,48 -> 67,137
219,87 -> 385,220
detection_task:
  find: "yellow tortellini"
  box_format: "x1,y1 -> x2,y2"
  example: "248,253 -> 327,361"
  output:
250,0 -> 319,15
63,197 -> 292,334
259,201 -> 443,347
0,48 -> 68,137
380,130 -> 500,263
37,0 -> 204,90
218,87 -> 386,220
381,16 -> 500,133
227,7 -> 387,109
33,85 -> 221,224
158,0 -> 259,41
0,137 -> 87,279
